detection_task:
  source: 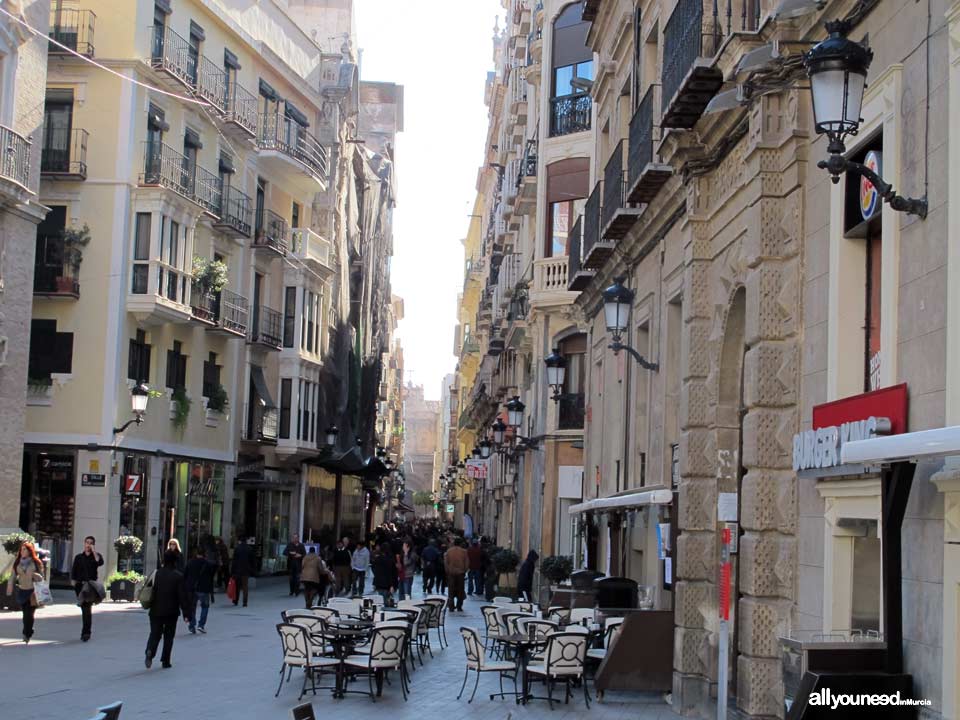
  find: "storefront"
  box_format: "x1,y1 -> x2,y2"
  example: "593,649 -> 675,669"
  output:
233,455 -> 297,575
157,459 -> 226,566
19,448 -> 77,584
302,465 -> 337,547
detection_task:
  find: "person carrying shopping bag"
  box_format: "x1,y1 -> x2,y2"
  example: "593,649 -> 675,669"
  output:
8,541 -> 46,643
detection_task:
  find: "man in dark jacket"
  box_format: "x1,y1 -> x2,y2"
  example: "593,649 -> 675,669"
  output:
370,543 -> 398,605
283,533 -> 306,597
467,540 -> 484,596
444,539 -> 469,612
230,537 -> 254,607
331,539 -> 352,596
184,548 -> 214,634
517,550 -> 539,603
145,550 -> 191,669
420,539 -> 440,594
71,535 -> 104,642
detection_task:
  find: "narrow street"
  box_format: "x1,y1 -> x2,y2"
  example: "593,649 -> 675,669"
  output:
0,579 -> 682,720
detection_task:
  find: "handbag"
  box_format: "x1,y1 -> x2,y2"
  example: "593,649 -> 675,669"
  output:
33,579 -> 53,607
226,576 -> 237,602
137,570 -> 157,609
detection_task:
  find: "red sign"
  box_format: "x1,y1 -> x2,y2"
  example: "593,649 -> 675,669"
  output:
124,474 -> 143,496
812,383 -> 908,436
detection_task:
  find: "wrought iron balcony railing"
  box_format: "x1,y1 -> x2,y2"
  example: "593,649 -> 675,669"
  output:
140,141 -> 191,197
549,92 -> 592,137
41,127 -> 88,178
151,25 -> 197,88
581,182 -> 602,263
258,113 -> 328,180
219,289 -> 249,335
214,185 -> 253,236
0,124 -> 31,188
253,208 -> 288,254
191,284 -> 217,322
193,164 -> 223,217
49,7 -> 95,57
601,140 -> 626,232
195,54 -> 227,113
224,81 -> 258,136
629,86 -> 655,188
558,393 -> 585,430
250,305 -> 283,349
34,257 -> 80,297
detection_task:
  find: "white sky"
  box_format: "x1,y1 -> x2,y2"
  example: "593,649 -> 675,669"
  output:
355,0 -> 504,400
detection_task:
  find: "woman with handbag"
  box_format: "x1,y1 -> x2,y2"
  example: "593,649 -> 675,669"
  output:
10,541 -> 45,643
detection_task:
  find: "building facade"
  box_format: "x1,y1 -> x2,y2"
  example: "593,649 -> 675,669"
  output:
16,0 -> 398,581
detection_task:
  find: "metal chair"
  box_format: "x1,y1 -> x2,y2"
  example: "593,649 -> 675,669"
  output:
457,627 -> 517,703
275,623 -> 340,700
587,617 -> 625,662
410,602 -> 435,659
546,606 -> 571,624
524,631 -> 590,709
423,597 -> 448,648
493,595 -> 514,605
480,605 -> 507,658
96,703 -> 122,720
308,606 -> 339,622
342,626 -> 409,702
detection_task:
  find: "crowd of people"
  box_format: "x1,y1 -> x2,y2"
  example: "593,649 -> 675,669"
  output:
5,518 -> 534,670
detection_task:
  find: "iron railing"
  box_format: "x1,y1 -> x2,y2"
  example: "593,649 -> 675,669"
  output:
193,164 -> 223,216
215,185 -> 253,236
33,257 -> 80,296
629,86 -> 655,187
662,0 -> 706,114
549,92 -> 592,137
250,305 -> 283,348
150,25 -> 197,88
567,215 -> 583,282
558,393 -> 585,430
219,289 -> 249,334
195,54 -> 228,113
0,124 -> 31,188
191,284 -> 217,322
582,183 -> 602,261
41,127 -> 88,177
48,7 -> 95,56
141,141 -> 190,196
258,113 -> 328,180
224,81 -> 258,136
253,208 -> 288,254
601,140 -> 626,231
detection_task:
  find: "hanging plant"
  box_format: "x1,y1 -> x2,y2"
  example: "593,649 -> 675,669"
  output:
2,531 -> 36,556
62,224 -> 91,268
191,256 -> 229,293
171,387 -> 191,430
207,383 -> 229,413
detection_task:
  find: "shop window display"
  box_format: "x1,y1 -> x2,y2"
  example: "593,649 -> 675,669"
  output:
20,451 -> 75,583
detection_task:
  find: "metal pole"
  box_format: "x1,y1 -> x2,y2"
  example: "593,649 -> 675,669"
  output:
717,526 -> 732,720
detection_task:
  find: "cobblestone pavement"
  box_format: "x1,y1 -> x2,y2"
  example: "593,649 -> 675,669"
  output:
0,578 -> 682,720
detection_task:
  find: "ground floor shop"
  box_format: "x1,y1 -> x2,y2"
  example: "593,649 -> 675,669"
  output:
233,456 -> 300,575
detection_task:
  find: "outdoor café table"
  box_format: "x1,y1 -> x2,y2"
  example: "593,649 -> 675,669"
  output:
322,624 -> 371,698
493,633 -> 542,704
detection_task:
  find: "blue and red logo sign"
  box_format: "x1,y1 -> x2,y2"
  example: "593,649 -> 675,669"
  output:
860,150 -> 882,221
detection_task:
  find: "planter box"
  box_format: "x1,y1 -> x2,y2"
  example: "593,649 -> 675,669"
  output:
204,407 -> 221,427
109,579 -> 137,602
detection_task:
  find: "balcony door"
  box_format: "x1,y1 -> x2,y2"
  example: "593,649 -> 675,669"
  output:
145,105 -> 165,183
34,205 -> 67,293
252,272 -> 263,338
43,89 -> 73,173
255,178 -> 265,238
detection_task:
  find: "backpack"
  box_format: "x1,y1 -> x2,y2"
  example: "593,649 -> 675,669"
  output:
137,570 -> 157,609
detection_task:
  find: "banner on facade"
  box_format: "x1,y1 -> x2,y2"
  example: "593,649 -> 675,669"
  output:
465,460 -> 488,480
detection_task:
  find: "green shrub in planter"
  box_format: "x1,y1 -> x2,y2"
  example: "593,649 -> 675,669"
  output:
107,570 -> 144,602
490,548 -> 520,574
1,531 -> 36,556
540,555 -> 574,584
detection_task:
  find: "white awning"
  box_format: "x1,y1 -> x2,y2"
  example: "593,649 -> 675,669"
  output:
842,425 -> 960,465
569,488 -> 673,514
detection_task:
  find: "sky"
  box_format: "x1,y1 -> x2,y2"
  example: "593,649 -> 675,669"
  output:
354,0 -> 504,400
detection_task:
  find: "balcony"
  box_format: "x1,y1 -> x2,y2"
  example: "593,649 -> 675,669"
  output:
257,113 -> 328,191
243,402 -> 278,443
253,208 -> 288,256
627,86 -> 672,204
549,93 -> 592,137
223,81 -> 258,138
48,8 -> 95,57
558,393 -> 585,430
249,305 -> 283,350
192,286 -> 248,337
40,127 -> 87,180
660,0 -> 724,129
567,215 -> 594,291
150,25 -> 198,91
515,139 -> 537,215
193,164 -> 223,217
128,260 -> 192,325
601,139 -> 641,241
140,142 -> 221,214
34,260 -> 80,299
191,284 -> 218,325
0,124 -> 31,191
212,185 -> 253,238
461,334 -> 480,356
290,227 -> 333,274
581,0 -> 602,21
509,69 -> 528,125
582,182 -> 612,269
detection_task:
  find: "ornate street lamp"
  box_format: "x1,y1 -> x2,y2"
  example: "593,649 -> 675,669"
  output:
472,446 -> 482,460
602,278 -> 659,370
544,348 -> 567,402
113,384 -> 151,434
803,20 -> 926,217
505,396 -> 525,429
492,418 -> 507,446
324,424 -> 339,448
479,438 -> 493,459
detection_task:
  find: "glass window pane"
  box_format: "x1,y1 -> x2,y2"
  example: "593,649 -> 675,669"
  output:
134,213 -> 151,260
576,60 -> 594,82
554,65 -> 574,97
550,201 -> 571,257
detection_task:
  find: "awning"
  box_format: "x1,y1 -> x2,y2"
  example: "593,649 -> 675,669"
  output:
569,488 -> 673,514
250,366 -> 276,408
843,425 -> 960,465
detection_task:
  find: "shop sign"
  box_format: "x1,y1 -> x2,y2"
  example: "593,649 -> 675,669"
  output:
792,384 -> 908,473
81,473 -> 106,487
445,504 -> 455,513
41,456 -> 73,470
124,474 -> 144,496
465,460 -> 488,479
860,150 -> 882,221
188,475 -> 221,498
236,454 -> 265,479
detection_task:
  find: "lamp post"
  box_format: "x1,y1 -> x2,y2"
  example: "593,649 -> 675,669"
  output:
113,384 -> 151,434
505,396 -> 525,429
544,348 -> 567,402
479,438 -> 493,459
324,424 -> 339,448
492,418 -> 507,447
603,278 -> 659,370
803,20 -> 926,218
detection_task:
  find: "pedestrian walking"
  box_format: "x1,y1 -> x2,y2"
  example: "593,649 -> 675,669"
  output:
467,539 -> 483,595
230,537 -> 254,607
71,535 -> 104,642
216,537 -> 230,590
517,550 -> 539,603
444,538 -> 469,612
300,547 -> 329,608
371,543 -> 397,606
331,539 -> 352,596
350,540 -> 371,596
436,541 -> 448,594
283,533 -> 306,597
166,538 -> 184,571
8,541 -> 44,643
400,540 -> 417,600
184,547 -> 214,634
144,550 -> 191,669
420,539 -> 439,594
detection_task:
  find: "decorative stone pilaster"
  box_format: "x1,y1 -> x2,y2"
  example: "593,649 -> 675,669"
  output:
738,532 -> 796,600
740,470 -> 797,534
737,656 -> 784,718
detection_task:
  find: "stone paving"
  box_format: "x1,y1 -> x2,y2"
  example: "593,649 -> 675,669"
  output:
0,578 -> 683,720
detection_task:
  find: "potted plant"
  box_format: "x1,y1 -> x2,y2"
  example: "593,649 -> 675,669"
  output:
107,570 -> 144,602
113,535 -> 143,568
206,383 -> 229,413
59,224 -> 90,291
490,548 -> 520,598
541,555 -> 573,586
171,387 -> 191,431
191,256 -> 229,294
2,531 -> 36,557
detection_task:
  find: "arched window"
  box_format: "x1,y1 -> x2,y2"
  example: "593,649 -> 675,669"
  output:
550,4 -> 593,136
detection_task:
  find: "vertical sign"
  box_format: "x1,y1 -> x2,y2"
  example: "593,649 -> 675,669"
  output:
717,526 -> 733,720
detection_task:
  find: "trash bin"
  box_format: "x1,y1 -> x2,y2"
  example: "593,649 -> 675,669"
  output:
569,569 -> 604,590
594,576 -> 638,609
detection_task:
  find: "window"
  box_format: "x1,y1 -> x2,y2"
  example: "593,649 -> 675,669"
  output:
182,129 -> 200,194
187,21 -> 204,85
279,378 -> 292,439
558,334 -> 586,430
550,3 -> 593,137
306,290 -> 315,352
132,213 -> 150,294
165,340 -> 187,391
291,201 -> 300,229
28,320 -> 73,381
296,379 -> 304,440
42,89 -> 73,173
34,205 -> 68,293
283,286 -> 296,348
128,329 -> 151,383
202,352 -> 220,397
224,48 -> 240,101
865,230 -> 882,390
545,159 -> 589,257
